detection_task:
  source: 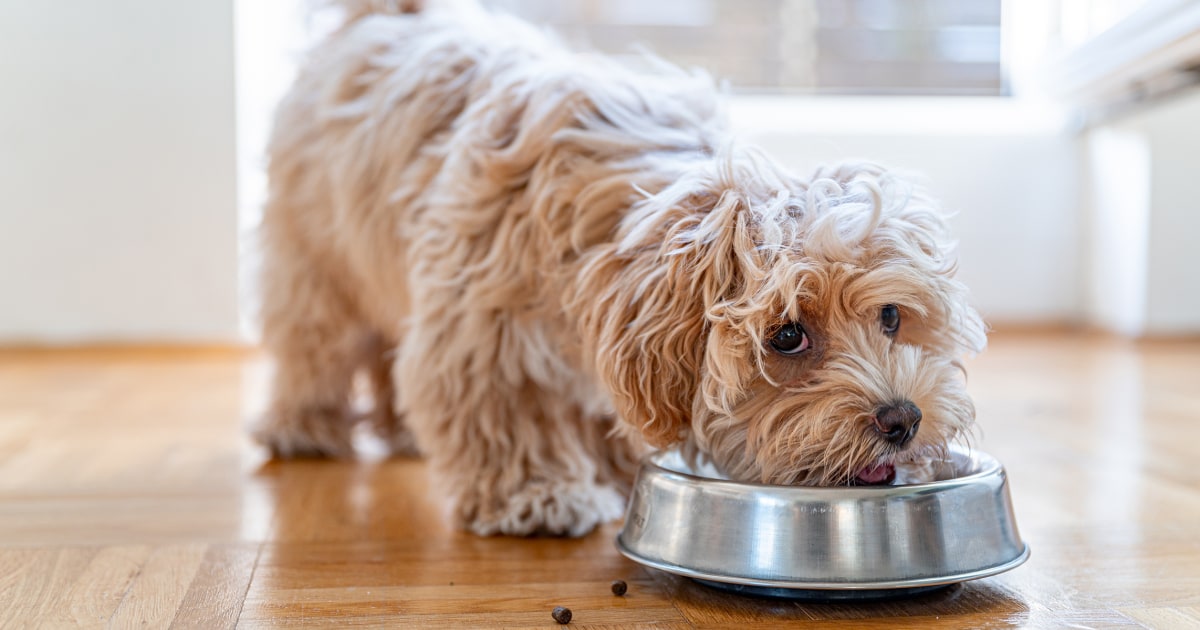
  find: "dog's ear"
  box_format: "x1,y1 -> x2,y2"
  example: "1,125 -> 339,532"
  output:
939,274 -> 987,357
574,184 -> 750,447
862,179 -> 988,360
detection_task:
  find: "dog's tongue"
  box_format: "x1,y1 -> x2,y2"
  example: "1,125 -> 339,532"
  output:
855,463 -> 896,485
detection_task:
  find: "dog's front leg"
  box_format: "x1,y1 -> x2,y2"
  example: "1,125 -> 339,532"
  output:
398,314 -> 627,537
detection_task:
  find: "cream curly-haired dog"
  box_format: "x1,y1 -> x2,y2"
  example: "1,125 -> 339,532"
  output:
255,0 -> 987,536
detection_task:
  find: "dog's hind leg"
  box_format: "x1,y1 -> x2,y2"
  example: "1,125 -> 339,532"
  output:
253,236 -> 370,458
361,333 -> 421,457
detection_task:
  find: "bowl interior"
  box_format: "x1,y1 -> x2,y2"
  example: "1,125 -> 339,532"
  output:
647,445 -> 995,491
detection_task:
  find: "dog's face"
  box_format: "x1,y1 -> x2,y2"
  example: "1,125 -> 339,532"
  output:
692,236 -> 984,486
582,159 -> 986,486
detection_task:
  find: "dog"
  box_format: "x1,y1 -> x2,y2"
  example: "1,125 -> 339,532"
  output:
254,0 -> 987,537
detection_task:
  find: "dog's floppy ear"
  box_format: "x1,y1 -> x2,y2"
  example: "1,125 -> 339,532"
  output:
574,182 -> 750,447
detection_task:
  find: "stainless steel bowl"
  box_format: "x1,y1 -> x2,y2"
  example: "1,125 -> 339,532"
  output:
616,446 -> 1028,599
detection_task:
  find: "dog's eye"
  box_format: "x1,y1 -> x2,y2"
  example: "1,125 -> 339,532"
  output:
769,323 -> 810,355
881,305 -> 900,335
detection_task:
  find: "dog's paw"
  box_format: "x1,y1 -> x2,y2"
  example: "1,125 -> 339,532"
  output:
253,407 -> 355,458
467,481 -> 626,537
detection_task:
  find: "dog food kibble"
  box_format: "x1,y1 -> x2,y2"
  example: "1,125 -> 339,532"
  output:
551,606 -> 572,624
611,579 -> 627,596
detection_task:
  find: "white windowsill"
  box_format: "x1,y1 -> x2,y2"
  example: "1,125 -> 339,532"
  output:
1050,0 -> 1200,106
727,95 -> 1072,137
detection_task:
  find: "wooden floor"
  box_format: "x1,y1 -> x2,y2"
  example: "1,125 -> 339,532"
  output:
3,332 -> 1200,629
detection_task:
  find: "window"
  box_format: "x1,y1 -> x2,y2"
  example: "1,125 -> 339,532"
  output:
488,0 -> 1003,95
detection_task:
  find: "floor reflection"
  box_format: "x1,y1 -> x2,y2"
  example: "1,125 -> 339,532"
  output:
246,453 -> 444,544
657,572 -> 1033,626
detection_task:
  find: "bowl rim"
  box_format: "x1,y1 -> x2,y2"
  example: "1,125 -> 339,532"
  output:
641,445 -> 1002,496
616,536 -> 1031,590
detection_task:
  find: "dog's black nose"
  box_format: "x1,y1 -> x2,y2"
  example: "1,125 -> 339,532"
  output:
873,401 -> 922,447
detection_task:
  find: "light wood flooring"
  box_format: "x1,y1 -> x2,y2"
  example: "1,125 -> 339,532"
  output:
2,331 -> 1200,628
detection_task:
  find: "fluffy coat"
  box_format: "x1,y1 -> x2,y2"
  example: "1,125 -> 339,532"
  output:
255,0 -> 987,536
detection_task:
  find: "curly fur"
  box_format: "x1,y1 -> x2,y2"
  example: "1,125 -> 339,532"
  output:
254,1 -> 987,536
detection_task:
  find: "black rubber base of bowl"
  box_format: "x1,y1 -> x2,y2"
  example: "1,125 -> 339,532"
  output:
693,578 -> 953,601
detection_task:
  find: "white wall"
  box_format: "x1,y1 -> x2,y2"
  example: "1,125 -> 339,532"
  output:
1140,89 -> 1200,334
1083,87 -> 1200,335
1083,128 -> 1151,336
0,1 -> 239,344
731,97 -> 1082,327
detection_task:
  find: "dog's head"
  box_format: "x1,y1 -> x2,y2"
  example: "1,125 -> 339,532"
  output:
579,153 -> 986,485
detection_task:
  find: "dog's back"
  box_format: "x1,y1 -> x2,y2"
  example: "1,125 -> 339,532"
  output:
263,1 -> 720,333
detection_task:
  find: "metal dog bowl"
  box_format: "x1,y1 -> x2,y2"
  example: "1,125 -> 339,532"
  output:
616,446 -> 1029,600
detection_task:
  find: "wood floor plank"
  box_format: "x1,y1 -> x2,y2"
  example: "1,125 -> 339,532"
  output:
0,547 -> 98,628
652,572 -> 1034,628
241,579 -> 687,628
0,496 -> 249,547
1013,524 -> 1200,609
249,457 -> 448,543
237,614 -> 693,630
169,544 -> 261,629
38,545 -> 153,627
107,544 -> 209,628
251,552 -> 643,590
1120,607 -> 1200,627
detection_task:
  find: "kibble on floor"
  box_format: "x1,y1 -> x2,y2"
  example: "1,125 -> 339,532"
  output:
551,606 -> 572,624
611,579 -> 627,596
